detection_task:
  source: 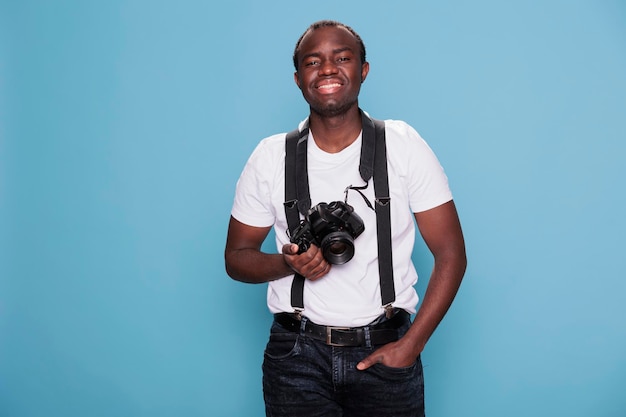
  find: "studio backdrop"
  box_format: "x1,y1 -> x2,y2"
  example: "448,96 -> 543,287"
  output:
1,1 -> 625,416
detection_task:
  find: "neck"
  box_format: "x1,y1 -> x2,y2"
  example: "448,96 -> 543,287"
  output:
308,106 -> 363,153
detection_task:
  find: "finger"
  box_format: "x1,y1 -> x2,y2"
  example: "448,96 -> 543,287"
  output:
282,243 -> 300,255
307,262 -> 331,281
356,353 -> 380,371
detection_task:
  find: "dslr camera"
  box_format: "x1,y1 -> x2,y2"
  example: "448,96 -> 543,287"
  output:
289,201 -> 365,265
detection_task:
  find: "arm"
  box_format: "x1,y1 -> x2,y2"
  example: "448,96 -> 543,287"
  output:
357,200 -> 467,369
224,216 -> 331,283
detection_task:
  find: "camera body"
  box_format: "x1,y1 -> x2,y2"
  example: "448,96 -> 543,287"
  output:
289,201 -> 365,265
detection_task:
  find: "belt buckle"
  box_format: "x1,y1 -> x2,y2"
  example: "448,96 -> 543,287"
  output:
326,326 -> 351,346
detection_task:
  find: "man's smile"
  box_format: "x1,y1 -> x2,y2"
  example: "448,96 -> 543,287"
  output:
316,82 -> 343,93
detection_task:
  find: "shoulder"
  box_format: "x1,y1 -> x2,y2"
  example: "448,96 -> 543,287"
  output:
248,118 -> 308,161
378,118 -> 436,157
245,132 -> 287,169
381,119 -> 422,141
377,117 -> 448,180
253,132 -> 287,154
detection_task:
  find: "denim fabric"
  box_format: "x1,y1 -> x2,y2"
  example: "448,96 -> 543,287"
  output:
262,316 -> 425,417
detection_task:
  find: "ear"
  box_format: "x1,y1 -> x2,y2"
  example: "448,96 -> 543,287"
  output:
294,71 -> 301,89
360,62 -> 370,83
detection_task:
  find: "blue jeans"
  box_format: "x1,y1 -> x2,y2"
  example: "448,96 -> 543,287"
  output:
262,315 -> 425,417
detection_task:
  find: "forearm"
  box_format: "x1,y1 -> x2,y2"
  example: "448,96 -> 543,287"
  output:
356,252 -> 466,371
225,249 -> 294,284
403,253 -> 467,355
400,200 -> 467,355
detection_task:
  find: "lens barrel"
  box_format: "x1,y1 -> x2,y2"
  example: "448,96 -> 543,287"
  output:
320,231 -> 355,265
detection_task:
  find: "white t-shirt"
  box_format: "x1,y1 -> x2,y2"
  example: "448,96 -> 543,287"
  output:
231,116 -> 453,327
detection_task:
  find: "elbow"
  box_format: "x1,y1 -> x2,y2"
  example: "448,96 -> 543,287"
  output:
224,249 -> 254,283
450,237 -> 467,275
225,264 -> 241,281
224,250 -> 239,280
458,246 -> 468,270
435,246 -> 467,281
457,249 -> 468,281
455,245 -> 468,276
225,262 -> 234,279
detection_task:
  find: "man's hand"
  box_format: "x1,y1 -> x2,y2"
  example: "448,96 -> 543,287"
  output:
282,243 -> 331,281
356,338 -> 420,371
357,200 -> 467,371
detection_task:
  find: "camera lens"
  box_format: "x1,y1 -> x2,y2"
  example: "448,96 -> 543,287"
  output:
328,241 -> 348,255
320,231 -> 355,265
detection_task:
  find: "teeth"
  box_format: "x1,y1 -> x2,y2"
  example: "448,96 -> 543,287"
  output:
318,83 -> 341,89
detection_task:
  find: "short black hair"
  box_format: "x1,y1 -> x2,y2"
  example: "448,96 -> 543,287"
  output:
292,20 -> 367,71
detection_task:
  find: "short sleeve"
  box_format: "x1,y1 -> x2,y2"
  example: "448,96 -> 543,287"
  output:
230,135 -> 284,227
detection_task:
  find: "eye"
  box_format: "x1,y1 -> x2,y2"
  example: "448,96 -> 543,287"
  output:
337,56 -> 350,63
305,59 -> 320,67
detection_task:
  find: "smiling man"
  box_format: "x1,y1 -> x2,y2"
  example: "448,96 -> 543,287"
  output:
225,20 -> 466,417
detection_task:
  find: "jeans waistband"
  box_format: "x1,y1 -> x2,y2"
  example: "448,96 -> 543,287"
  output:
273,310 -> 409,347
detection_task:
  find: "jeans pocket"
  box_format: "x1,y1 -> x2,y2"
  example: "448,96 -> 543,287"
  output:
370,361 -> 418,380
264,326 -> 300,360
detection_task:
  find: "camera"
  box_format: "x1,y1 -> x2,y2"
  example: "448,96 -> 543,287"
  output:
289,201 -> 365,265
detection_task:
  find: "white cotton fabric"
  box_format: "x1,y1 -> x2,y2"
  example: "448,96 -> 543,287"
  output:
231,116 -> 453,327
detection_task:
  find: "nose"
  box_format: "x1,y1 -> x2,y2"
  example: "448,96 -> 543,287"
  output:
319,59 -> 338,76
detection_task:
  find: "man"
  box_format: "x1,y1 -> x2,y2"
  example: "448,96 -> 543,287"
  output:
225,20 -> 466,417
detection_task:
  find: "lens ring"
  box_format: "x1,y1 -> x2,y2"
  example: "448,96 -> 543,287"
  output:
320,231 -> 355,265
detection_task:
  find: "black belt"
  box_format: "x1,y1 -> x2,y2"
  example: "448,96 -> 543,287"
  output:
274,310 -> 409,347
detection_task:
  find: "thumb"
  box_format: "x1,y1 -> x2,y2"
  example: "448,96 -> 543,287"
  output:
356,354 -> 379,371
282,243 -> 300,255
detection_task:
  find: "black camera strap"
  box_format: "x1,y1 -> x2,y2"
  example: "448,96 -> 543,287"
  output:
370,116 -> 396,314
284,122 -> 310,312
283,110 -> 396,316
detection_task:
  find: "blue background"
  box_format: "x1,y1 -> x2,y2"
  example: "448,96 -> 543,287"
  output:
2,1 -> 625,416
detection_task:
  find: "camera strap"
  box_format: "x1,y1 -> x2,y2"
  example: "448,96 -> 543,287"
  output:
284,122 -> 310,313
283,110 -> 396,316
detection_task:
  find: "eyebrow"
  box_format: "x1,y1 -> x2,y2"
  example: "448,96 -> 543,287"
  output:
301,46 -> 355,61
332,46 -> 353,55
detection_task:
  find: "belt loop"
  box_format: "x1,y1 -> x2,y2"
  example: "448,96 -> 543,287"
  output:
384,304 -> 395,319
299,316 -> 308,335
364,326 -> 372,348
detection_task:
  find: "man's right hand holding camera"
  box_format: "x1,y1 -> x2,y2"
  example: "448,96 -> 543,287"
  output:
282,243 -> 331,281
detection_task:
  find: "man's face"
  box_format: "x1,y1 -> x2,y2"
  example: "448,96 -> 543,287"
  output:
294,26 -> 369,117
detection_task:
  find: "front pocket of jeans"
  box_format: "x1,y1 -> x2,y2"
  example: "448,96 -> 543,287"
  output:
264,332 -> 300,360
371,361 -> 417,379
